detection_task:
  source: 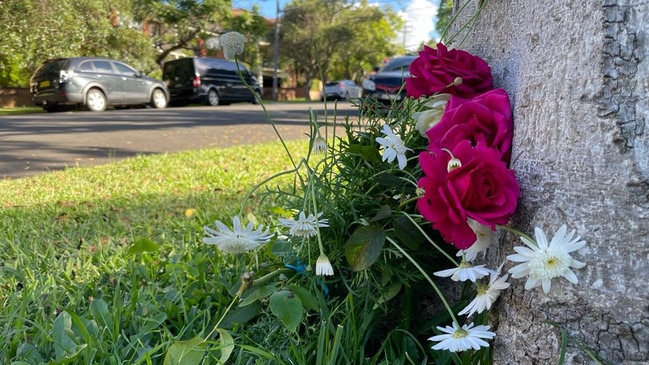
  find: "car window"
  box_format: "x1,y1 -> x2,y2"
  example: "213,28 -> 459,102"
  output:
92,60 -> 114,73
34,59 -> 68,77
113,62 -> 137,76
381,57 -> 415,73
79,61 -> 94,72
164,59 -> 195,79
222,61 -> 237,72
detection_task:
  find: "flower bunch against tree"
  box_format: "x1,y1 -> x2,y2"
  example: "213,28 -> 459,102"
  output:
175,31 -> 589,364
401,42 -> 588,354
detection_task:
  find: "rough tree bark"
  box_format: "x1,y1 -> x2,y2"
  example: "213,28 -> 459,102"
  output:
451,1 -> 648,364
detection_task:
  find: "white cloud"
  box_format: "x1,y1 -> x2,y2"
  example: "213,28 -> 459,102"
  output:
398,0 -> 439,51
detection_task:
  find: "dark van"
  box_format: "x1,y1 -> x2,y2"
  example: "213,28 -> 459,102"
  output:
162,57 -> 261,106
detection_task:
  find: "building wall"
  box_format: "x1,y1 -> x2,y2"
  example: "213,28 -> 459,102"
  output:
0,88 -> 32,108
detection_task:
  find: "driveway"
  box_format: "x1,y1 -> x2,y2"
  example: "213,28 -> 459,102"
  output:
0,101 -> 360,179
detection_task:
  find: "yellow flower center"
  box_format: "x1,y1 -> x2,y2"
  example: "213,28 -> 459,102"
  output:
452,329 -> 469,339
529,249 -> 571,280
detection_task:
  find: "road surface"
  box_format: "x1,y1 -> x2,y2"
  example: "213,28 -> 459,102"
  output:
0,101 -> 359,179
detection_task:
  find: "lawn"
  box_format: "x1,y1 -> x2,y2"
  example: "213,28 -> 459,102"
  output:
0,140 -> 309,364
0,99 -> 459,365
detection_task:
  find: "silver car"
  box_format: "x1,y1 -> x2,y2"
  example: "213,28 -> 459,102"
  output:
30,57 -> 169,112
320,79 -> 362,101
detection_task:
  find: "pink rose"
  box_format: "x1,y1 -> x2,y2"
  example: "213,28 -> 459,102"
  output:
417,141 -> 520,249
426,89 -> 513,163
406,43 -> 493,99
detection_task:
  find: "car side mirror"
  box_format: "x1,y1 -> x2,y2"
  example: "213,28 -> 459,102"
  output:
134,71 -> 143,78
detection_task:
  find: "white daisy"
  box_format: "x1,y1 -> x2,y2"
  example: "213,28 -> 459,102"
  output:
434,262 -> 491,282
312,135 -> 327,154
278,211 -> 329,238
458,265 -> 510,317
203,216 -> 273,254
375,125 -> 412,170
507,225 -> 587,293
429,322 -> 496,352
219,31 -> 246,60
413,93 -> 451,137
315,254 -> 334,276
456,219 -> 494,262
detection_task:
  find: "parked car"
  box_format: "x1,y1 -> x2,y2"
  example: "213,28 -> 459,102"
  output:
162,57 -> 261,106
320,79 -> 362,101
361,55 -> 417,107
30,57 -> 169,112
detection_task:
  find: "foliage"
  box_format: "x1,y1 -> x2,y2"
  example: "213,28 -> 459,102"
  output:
326,1 -> 404,82
0,141 -> 304,364
131,0 -> 235,65
0,0 -> 157,87
435,0 -> 455,42
279,0 -> 401,96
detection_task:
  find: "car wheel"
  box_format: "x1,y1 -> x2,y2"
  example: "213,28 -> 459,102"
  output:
151,88 -> 167,109
86,88 -> 107,112
206,89 -> 220,106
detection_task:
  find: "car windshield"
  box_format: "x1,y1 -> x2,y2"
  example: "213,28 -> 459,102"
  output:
34,59 -> 68,77
380,57 -> 416,73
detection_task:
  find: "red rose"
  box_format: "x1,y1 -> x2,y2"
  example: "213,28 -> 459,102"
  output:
417,141 -> 520,249
426,89 -> 513,163
406,43 -> 493,99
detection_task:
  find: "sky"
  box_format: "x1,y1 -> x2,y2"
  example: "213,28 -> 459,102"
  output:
232,0 -> 440,51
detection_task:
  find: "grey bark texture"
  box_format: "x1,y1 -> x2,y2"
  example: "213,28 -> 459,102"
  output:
451,1 -> 648,364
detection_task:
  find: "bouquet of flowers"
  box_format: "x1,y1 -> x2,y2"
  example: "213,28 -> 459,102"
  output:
177,32 -> 588,364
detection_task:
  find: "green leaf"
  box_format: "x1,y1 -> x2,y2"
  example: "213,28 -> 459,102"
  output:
269,289 -> 304,332
128,237 -> 160,255
89,299 -> 114,339
163,337 -> 206,365
370,205 -> 392,222
239,284 -> 278,307
374,281 -> 402,309
288,284 -> 320,312
345,225 -> 386,271
216,328 -> 235,364
52,311 -> 77,359
348,143 -> 381,163
375,171 -> 406,188
51,311 -> 88,364
219,302 -> 261,329
393,216 -> 426,250
15,343 -> 44,363
270,240 -> 292,257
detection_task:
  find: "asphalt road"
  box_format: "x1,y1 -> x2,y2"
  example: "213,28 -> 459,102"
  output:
0,101 -> 360,179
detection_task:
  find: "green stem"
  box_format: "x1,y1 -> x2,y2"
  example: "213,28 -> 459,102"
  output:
400,212 -> 459,265
234,56 -> 296,169
387,236 -> 458,325
238,158 -> 306,215
307,165 -> 327,256
498,224 -> 536,247
446,0 -> 487,46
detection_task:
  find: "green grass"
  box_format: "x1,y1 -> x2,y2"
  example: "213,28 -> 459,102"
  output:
0,106 -> 43,115
0,140 -> 308,364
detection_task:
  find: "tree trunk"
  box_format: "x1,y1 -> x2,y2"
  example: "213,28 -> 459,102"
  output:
451,1 -> 649,363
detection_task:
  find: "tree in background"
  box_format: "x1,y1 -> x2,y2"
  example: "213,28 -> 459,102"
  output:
278,0 -> 403,98
225,7 -> 270,78
434,0 -> 454,41
326,1 -> 402,82
130,0 -> 233,66
0,0 -> 156,87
